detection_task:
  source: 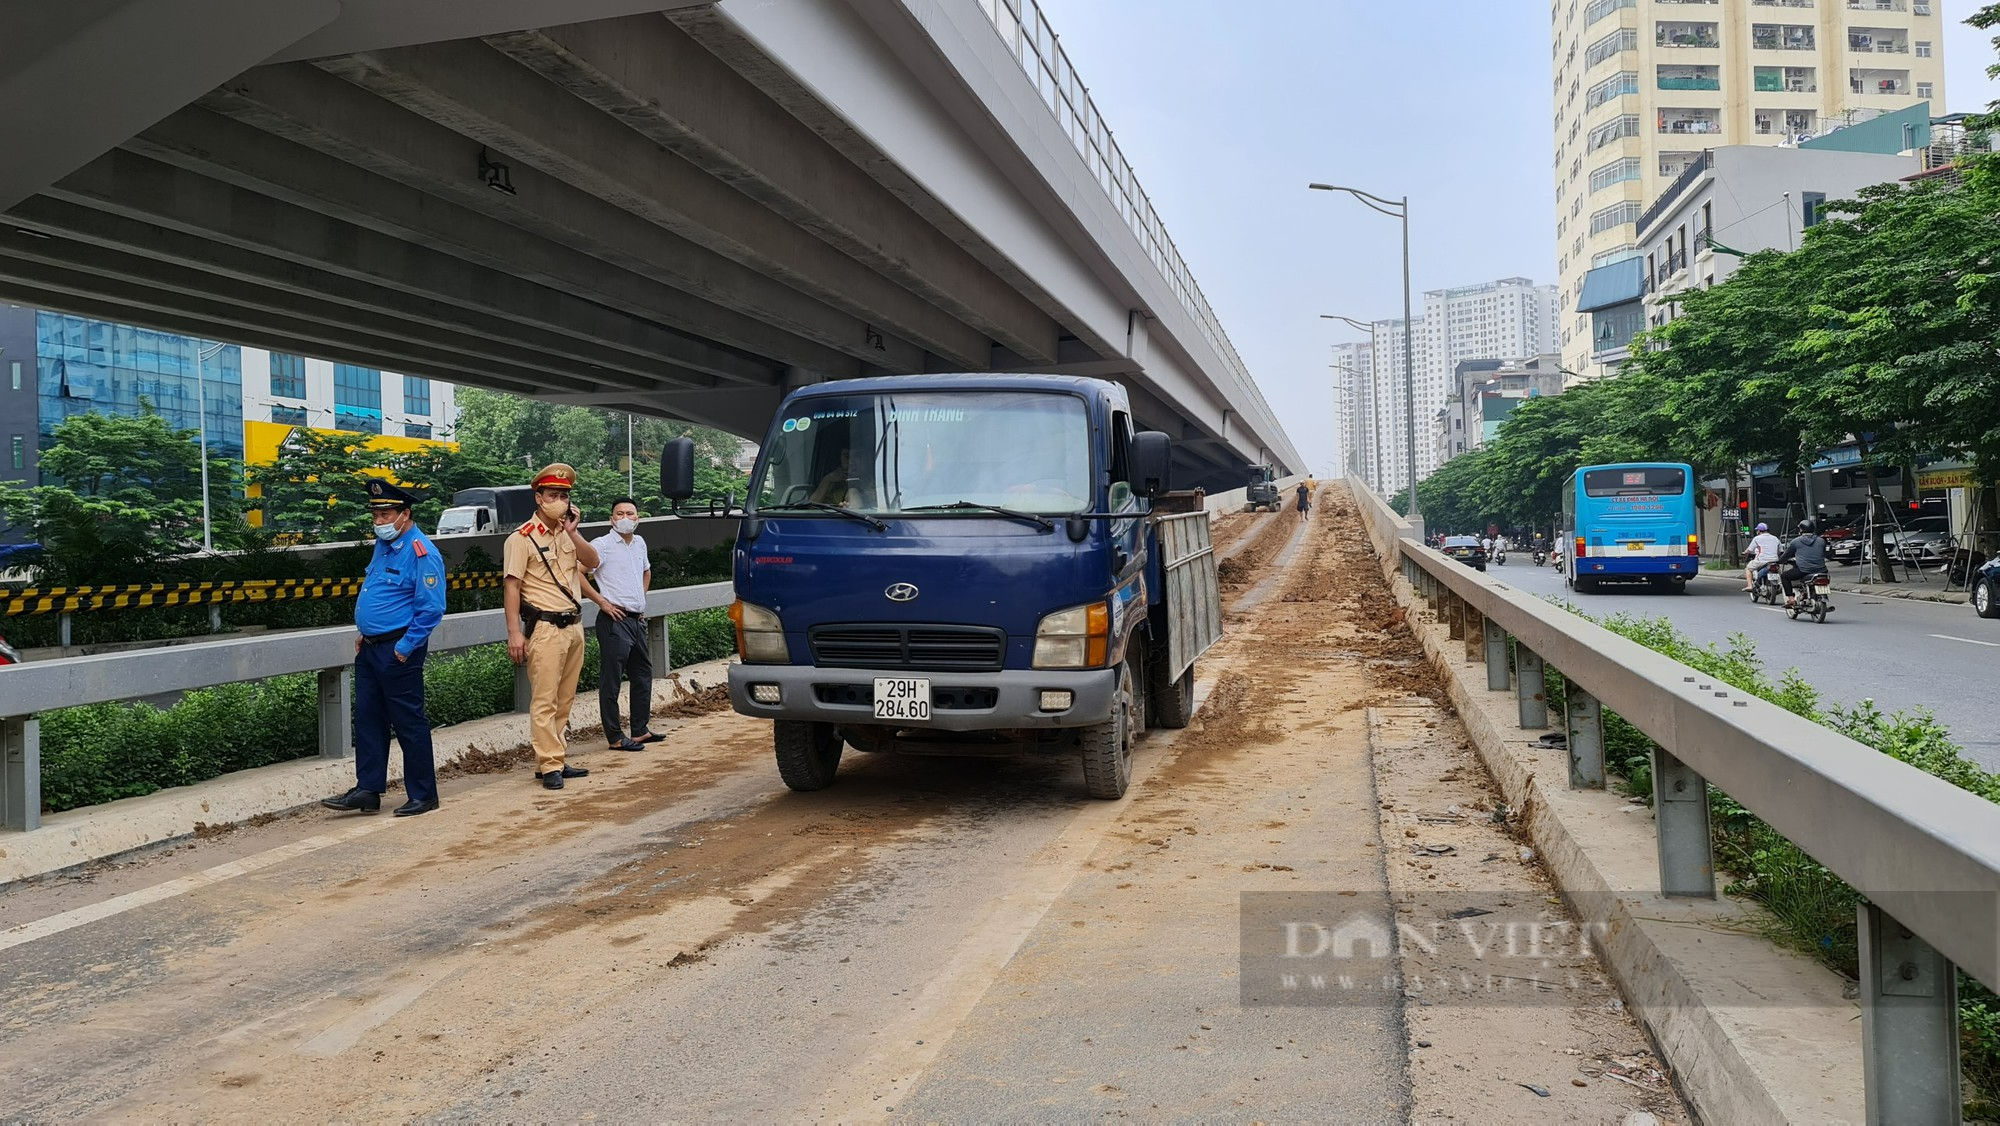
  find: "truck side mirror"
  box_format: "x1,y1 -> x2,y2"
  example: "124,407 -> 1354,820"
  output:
661,437 -> 696,502
1130,431 -> 1171,498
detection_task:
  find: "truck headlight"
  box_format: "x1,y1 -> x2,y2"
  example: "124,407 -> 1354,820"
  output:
1033,602 -> 1109,669
729,600 -> 788,664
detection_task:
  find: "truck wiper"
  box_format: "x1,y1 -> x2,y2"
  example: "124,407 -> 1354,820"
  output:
904,501 -> 1055,532
760,502 -> 888,531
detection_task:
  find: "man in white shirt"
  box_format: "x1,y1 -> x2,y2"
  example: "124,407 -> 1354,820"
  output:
1743,522 -> 1782,591
584,498 -> 661,751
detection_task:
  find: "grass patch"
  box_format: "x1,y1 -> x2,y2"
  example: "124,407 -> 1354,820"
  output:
1535,601 -> 1999,1115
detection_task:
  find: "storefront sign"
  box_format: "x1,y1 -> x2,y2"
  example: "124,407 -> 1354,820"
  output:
1917,468 -> 1979,491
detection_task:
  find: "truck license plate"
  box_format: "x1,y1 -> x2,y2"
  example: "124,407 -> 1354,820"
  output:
873,677 -> 931,721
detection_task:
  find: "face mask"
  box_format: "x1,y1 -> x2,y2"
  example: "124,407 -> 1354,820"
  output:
374,521 -> 401,542
613,518 -> 637,535
540,499 -> 569,523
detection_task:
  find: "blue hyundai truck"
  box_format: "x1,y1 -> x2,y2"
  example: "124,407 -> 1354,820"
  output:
662,374 -> 1222,799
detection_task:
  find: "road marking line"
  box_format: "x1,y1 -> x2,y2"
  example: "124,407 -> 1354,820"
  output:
813,679 -> 1214,1119
0,819 -> 395,954
1930,633 -> 2000,648
295,968 -> 465,1057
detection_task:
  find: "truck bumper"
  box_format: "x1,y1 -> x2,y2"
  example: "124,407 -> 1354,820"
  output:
728,664 -> 1119,731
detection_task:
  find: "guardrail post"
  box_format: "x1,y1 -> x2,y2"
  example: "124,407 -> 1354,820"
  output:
649,614 -> 670,673
1463,607 -> 1484,664
1858,902 -> 1960,1125
209,605 -> 223,634
1445,590 -> 1465,640
514,663 -> 532,713
1485,625 -> 1510,690
317,668 -> 351,759
1,716 -> 40,831
1651,748 -> 1715,897
1566,687 -> 1605,789
1515,647 -> 1548,729
58,613 -> 72,649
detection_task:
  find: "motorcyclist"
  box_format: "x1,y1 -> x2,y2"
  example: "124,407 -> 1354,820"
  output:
1777,519 -> 1830,605
1741,522 -> 1781,592
1480,535 -> 1494,557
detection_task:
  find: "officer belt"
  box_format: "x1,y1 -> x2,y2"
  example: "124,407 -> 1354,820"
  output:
361,627 -> 408,646
522,606 -> 580,629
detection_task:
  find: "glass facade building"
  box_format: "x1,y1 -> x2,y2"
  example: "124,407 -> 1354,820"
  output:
36,313 -> 243,457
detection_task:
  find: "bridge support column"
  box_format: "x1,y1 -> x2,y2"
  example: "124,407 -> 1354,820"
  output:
1484,626 -> 1511,691
1515,648 -> 1548,729
1,716 -> 39,831
1651,748 -> 1715,897
316,667 -> 351,759
1566,687 -> 1605,789
1858,902 -> 1961,1126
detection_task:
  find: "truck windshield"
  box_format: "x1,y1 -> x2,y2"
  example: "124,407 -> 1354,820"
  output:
752,391 -> 1093,516
436,509 -> 477,535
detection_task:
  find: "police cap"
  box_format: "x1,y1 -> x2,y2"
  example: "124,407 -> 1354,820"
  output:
366,478 -> 419,510
533,463 -> 577,491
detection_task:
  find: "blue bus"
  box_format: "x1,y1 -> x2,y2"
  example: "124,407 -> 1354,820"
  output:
1561,462 -> 1700,592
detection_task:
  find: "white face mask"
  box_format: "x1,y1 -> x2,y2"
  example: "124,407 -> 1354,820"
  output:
613,518 -> 637,535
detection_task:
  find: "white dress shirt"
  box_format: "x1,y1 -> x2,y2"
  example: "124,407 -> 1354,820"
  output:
589,531 -> 650,612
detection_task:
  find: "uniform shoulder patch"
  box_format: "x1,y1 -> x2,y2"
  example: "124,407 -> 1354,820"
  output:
413,540 -> 429,557
424,573 -> 438,587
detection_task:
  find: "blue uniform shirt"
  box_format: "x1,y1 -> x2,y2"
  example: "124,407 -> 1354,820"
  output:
356,525 -> 448,657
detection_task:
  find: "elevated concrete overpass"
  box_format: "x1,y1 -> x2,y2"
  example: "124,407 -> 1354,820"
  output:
0,0 -> 1299,490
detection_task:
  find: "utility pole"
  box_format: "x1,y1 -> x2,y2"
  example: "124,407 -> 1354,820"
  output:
1311,183 -> 1418,518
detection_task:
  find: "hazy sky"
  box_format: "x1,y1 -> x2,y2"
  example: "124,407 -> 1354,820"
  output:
1034,1 -> 2000,477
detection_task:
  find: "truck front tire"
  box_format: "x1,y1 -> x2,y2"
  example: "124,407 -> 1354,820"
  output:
1079,661 -> 1136,800
774,720 -> 843,791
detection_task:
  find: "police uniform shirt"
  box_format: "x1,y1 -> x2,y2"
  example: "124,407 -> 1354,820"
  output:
357,525 -> 448,657
504,518 -> 581,612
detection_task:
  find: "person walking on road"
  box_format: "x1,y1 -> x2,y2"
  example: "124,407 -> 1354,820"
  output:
504,464 -> 602,790
1296,481 -> 1311,514
584,497 -> 663,753
1742,522 -> 1781,591
322,479 -> 447,817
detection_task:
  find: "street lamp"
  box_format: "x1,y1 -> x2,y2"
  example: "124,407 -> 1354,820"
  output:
1311,183 -> 1418,519
1322,314 -> 1382,492
185,338 -> 226,553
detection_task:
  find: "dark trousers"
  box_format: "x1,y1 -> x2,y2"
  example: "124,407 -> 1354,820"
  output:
596,614 -> 654,742
1781,565 -> 1824,597
354,641 -> 437,803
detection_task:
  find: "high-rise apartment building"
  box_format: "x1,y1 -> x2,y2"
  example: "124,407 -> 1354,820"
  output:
1331,340 -> 1374,483
1550,0 -> 1946,377
1333,277 -> 1558,491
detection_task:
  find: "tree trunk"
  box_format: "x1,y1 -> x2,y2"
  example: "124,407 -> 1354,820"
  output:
1860,438 -> 1895,583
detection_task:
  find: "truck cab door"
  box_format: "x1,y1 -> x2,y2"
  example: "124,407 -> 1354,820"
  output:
1108,411 -> 1145,579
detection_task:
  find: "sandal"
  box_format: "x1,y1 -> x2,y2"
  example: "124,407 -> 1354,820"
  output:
633,730 -> 665,744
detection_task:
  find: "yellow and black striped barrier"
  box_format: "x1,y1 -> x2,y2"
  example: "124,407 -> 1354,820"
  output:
0,572 -> 505,616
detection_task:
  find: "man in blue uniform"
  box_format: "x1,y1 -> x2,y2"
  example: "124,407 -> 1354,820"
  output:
322,478 -> 449,816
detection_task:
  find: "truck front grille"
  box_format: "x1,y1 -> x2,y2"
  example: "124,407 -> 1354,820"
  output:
809,624 -> 1006,673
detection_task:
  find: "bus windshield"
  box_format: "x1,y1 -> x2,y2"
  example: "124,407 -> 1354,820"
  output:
750,391 -> 1093,516
1582,467 -> 1686,497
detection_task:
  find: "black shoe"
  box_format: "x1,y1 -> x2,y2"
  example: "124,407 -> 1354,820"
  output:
561,765 -> 589,778
320,787 -> 380,813
393,798 -> 440,817
610,737 -> 646,751
540,770 -> 565,790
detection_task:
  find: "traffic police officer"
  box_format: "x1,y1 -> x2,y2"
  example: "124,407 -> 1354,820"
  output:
503,463 -> 602,789
323,478 -> 448,816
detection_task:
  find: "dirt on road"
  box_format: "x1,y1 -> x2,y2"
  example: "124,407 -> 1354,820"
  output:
0,484 -> 1685,1123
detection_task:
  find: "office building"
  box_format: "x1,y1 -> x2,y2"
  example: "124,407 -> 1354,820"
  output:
1551,0 -> 1947,377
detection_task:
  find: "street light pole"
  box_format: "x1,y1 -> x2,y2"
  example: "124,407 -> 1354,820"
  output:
627,413 -> 635,496
186,339 -> 225,553
1322,314 -> 1382,493
1311,183 -> 1419,519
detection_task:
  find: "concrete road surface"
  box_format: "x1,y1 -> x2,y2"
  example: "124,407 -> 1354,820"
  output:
1486,558 -> 1999,769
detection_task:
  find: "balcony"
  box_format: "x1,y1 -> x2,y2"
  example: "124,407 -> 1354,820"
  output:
1658,152 -> 1702,179
1659,64 -> 1721,91
1694,226 -> 1714,255
1755,65 -> 1818,92
1847,0 -> 1906,9
1756,108 -> 1820,135
1752,23 -> 1817,49
1657,21 -> 1721,48
1851,68 -> 1912,95
1659,108 -> 1722,135
1753,0 -> 1814,6
1850,28 -> 1910,52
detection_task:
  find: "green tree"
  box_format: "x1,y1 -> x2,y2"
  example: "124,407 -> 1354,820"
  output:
242,428 -> 402,543
0,408 -> 241,584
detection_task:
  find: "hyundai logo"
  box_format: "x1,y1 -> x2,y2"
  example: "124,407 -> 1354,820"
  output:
884,583 -> 920,602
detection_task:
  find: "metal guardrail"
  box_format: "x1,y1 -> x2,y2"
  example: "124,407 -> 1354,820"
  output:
1347,479 -> 1998,1124
973,0 -> 1284,453
0,572 -> 505,616
0,581 -> 735,834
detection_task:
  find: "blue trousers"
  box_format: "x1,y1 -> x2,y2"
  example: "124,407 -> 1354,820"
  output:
354,640 -> 438,803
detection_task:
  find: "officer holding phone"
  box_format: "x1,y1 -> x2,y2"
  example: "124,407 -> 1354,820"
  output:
502,463 -> 602,789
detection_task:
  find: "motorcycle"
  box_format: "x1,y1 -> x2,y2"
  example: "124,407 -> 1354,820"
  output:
1532,548 -> 1547,567
1553,550 -> 1565,575
1786,573 -> 1833,623
1494,547 -> 1507,566
1748,564 -> 1781,606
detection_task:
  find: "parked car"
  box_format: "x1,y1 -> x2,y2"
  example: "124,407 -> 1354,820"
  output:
1829,534 -> 1866,566
1973,557 -> 2000,619
0,635 -> 21,665
1441,535 -> 1487,572
1893,517 -> 1955,568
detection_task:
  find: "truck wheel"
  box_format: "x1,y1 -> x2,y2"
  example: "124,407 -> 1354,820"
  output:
1079,661 -> 1136,800
773,720 -> 843,791
1148,648 -> 1194,730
